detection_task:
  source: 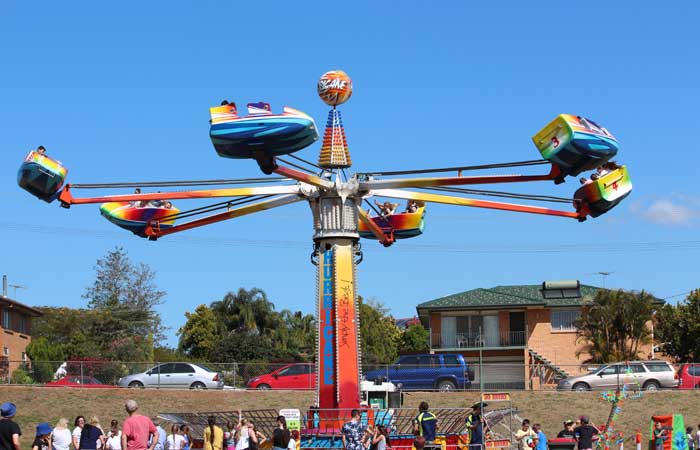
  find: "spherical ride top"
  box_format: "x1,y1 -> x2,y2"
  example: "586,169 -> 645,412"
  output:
317,70 -> 353,107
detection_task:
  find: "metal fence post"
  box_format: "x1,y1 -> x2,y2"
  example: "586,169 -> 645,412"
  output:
233,361 -> 237,388
80,361 -> 84,380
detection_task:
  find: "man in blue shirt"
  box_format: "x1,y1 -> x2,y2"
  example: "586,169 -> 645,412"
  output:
413,402 -> 437,445
149,419 -> 166,450
342,410 -> 369,450
466,402 -> 488,450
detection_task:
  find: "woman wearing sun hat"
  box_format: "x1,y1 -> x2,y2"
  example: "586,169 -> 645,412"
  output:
0,402 -> 21,450
32,423 -> 52,450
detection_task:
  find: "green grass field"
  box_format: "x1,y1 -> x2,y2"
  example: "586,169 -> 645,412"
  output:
3,387 -> 698,443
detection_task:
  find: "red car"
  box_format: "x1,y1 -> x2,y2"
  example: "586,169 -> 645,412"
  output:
676,363 -> 700,389
45,375 -> 113,388
246,363 -> 315,390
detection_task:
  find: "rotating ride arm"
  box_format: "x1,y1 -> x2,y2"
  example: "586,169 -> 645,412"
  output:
57,183 -> 301,206
356,205 -> 395,247
272,163 -> 335,190
358,164 -> 561,191
372,188 -> 582,220
144,194 -> 304,239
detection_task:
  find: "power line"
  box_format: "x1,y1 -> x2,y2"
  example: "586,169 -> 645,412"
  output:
3,221 -> 700,255
662,290 -> 694,300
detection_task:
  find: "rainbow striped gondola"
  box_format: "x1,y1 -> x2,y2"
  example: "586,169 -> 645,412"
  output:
574,166 -> 632,218
533,114 -> 618,178
359,207 -> 426,240
17,151 -> 68,202
100,202 -> 180,237
209,102 -> 319,160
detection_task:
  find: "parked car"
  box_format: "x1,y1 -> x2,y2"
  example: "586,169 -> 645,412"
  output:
556,361 -> 677,391
676,363 -> 700,389
363,354 -> 474,391
46,375 -> 113,388
247,363 -> 315,390
118,363 -> 224,389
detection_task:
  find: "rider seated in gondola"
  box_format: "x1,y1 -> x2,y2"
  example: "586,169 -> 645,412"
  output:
375,200 -> 399,217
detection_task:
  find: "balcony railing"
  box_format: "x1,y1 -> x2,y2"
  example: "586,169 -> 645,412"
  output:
431,330 -> 526,349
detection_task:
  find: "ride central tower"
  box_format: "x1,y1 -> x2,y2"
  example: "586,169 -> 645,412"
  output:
312,70 -> 362,409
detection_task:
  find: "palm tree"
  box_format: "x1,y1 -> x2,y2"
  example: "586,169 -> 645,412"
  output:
210,288 -> 276,335
576,289 -> 653,363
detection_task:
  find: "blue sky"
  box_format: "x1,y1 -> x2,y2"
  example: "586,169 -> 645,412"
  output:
1,2 -> 699,348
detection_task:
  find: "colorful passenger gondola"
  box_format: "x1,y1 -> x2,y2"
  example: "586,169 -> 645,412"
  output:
574,166 -> 632,218
358,206 -> 426,240
17,150 -> 68,202
99,202 -> 179,237
533,114 -> 618,179
209,102 -> 319,162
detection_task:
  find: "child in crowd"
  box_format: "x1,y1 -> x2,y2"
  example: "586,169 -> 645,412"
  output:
532,424 -> 547,450
33,423 -> 53,450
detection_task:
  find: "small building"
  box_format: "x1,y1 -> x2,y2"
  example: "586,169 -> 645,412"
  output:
0,294 -> 42,378
416,281 -> 662,390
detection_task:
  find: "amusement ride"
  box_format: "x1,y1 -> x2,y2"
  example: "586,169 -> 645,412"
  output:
18,70 -> 632,447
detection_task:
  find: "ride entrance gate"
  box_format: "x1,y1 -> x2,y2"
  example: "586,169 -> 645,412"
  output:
480,392 -> 514,450
19,72 -> 631,424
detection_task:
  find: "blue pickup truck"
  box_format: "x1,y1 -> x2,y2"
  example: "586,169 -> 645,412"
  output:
364,354 -> 474,391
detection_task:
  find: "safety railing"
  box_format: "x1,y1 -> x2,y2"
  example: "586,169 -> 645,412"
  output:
431,331 -> 526,349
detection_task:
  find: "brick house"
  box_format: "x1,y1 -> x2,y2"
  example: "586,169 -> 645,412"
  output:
0,294 -> 42,377
416,281 -> 663,390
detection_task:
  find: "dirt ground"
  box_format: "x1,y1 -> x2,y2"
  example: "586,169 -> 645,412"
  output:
3,387 -> 698,442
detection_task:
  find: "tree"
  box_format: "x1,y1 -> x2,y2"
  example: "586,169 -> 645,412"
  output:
575,289 -> 654,363
210,288 -> 276,335
656,289 -> 700,361
273,310 -> 315,359
29,248 -> 166,366
179,288 -> 315,362
399,324 -> 429,353
359,297 -> 401,365
178,304 -> 219,359
31,307 -> 103,359
83,247 -> 166,344
154,345 -> 191,362
25,337 -> 65,382
209,331 -> 277,362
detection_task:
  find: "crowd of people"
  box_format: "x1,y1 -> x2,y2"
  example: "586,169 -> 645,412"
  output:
0,400 -> 197,450
382,401 -> 618,450
0,401 -> 306,450
4,398 -> 691,450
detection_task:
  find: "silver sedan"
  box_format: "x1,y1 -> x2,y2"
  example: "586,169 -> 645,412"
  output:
118,363 -> 224,389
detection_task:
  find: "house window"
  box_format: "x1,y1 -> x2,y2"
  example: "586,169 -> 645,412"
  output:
2,310 -> 10,329
551,310 -> 580,331
2,347 -> 8,357
18,316 -> 26,334
21,352 -> 26,363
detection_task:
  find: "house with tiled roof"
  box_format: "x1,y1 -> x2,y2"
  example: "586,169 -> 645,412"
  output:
416,281 -> 662,390
0,292 -> 42,379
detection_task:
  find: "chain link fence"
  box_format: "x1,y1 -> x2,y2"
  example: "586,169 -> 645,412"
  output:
0,359 -> 692,391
